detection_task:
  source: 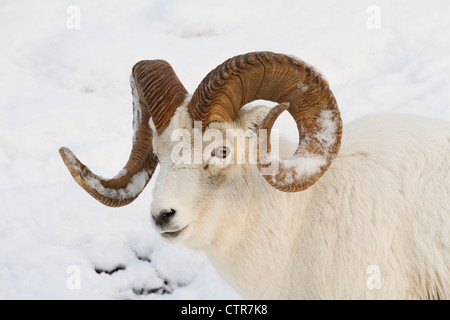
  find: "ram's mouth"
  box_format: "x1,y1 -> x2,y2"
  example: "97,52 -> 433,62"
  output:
161,225 -> 189,239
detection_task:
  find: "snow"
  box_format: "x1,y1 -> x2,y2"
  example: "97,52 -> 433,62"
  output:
129,74 -> 142,144
1,0 -> 450,300
84,169 -> 149,200
315,110 -> 339,153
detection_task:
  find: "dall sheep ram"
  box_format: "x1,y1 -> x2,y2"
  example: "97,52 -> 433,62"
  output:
60,52 -> 450,299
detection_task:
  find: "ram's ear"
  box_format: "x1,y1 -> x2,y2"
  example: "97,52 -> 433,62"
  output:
236,105 -> 270,133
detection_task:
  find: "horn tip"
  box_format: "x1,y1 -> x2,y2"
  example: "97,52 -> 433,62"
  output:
59,146 -> 70,156
262,103 -> 290,126
59,146 -> 75,164
59,146 -> 83,178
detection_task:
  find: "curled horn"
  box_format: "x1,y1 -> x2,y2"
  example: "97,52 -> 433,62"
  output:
59,60 -> 188,207
187,52 -> 342,192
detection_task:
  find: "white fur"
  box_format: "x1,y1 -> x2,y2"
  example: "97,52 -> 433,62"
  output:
150,104 -> 450,299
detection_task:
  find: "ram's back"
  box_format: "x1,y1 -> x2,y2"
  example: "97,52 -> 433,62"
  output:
293,114 -> 450,299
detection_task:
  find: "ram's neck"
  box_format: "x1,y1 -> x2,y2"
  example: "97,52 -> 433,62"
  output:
204,179 -> 312,299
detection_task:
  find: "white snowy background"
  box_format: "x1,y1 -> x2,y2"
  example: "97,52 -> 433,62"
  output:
0,0 -> 449,299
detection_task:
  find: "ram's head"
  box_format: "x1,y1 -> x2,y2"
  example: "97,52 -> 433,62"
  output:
60,52 -> 342,247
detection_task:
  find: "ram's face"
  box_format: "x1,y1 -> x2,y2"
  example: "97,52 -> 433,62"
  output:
59,52 -> 342,247
149,105 -> 269,247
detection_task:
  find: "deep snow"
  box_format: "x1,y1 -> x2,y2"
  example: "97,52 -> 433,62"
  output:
0,0 -> 449,299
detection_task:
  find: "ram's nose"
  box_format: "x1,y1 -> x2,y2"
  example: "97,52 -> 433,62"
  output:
152,209 -> 177,229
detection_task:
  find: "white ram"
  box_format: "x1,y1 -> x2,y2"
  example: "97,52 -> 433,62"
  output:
60,52 -> 450,299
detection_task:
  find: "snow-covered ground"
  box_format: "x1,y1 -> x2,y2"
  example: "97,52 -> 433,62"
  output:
0,0 -> 449,299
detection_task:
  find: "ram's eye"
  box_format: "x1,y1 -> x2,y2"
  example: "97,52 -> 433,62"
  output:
212,146 -> 230,159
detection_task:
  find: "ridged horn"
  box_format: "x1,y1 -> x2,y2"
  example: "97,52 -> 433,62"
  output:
59,60 -> 187,207
187,51 -> 342,192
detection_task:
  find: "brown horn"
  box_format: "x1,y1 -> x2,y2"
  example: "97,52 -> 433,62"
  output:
59,60 -> 188,207
187,52 -> 342,192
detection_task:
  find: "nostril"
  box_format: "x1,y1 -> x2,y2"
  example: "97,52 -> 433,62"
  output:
154,209 -> 176,228
161,209 -> 176,223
